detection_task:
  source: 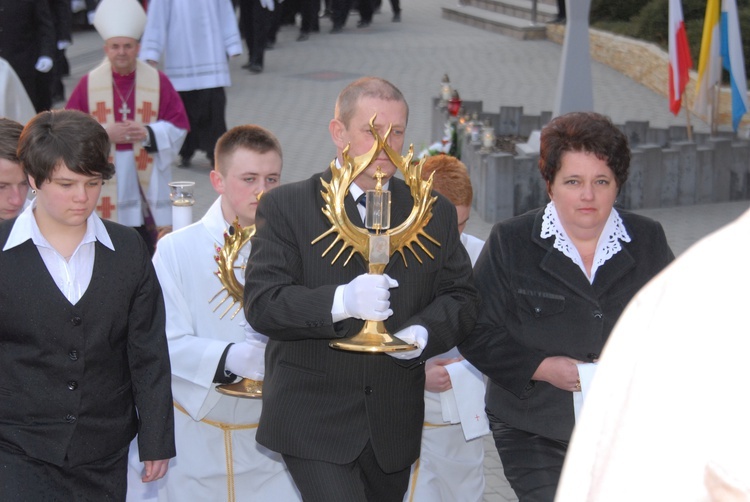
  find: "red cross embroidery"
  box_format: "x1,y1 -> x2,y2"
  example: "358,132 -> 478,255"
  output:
138,101 -> 158,123
135,149 -> 153,171
92,102 -> 111,123
97,197 -> 116,219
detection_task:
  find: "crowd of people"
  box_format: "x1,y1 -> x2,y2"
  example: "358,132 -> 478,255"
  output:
1,1 -> 745,502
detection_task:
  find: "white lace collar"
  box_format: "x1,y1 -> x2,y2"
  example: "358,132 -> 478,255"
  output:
540,201 -> 631,283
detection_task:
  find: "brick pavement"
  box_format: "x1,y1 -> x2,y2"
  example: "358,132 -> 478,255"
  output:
61,4 -> 749,500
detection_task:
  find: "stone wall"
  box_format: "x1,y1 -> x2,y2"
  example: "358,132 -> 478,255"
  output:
433,103 -> 750,223
546,24 -> 750,134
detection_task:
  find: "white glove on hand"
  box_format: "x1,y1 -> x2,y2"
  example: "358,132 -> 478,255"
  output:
259,0 -> 275,11
57,40 -> 72,50
387,325 -> 428,360
343,273 -> 398,321
225,324 -> 268,380
35,56 -> 53,73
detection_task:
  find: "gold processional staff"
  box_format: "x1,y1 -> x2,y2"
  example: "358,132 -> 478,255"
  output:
211,218 -> 263,398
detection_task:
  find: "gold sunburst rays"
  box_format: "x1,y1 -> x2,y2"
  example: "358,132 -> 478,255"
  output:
312,115 -> 440,268
210,218 -> 255,320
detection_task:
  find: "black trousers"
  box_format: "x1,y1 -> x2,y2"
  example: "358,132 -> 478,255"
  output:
331,0 -> 372,27
0,443 -> 129,501
239,0 -> 272,67
491,419 -> 568,502
283,441 -> 410,502
178,87 -> 227,163
373,0 -> 400,14
557,0 -> 566,18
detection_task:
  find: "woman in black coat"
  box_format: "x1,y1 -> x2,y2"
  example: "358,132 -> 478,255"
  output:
460,111 -> 674,501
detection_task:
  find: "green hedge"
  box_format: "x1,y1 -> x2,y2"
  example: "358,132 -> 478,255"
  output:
590,0 -> 750,80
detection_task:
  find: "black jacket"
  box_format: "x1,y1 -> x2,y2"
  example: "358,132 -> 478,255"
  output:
460,207 -> 674,441
244,170 -> 479,472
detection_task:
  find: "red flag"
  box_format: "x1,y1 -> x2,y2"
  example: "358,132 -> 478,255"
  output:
669,0 -> 693,115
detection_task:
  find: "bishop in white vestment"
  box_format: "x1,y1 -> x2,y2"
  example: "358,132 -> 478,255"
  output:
65,0 -> 189,248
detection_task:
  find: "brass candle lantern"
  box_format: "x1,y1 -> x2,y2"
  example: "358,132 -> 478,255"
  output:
210,218 -> 263,398
312,116 -> 439,353
439,74 -> 452,108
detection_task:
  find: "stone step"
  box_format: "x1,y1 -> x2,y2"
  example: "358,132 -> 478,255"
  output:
441,3 -> 548,40
459,0 -> 558,23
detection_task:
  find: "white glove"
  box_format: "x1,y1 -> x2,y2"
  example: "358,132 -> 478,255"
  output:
71,0 -> 86,13
259,0 -> 275,11
225,324 -> 268,380
387,325 -> 428,360
35,56 -> 53,73
57,40 -> 72,51
343,273 -> 398,321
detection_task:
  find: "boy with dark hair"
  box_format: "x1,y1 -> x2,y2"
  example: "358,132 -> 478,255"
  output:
0,109 -> 175,500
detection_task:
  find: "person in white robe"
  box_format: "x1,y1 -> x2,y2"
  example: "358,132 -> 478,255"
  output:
126,124 -> 300,502
66,0 -> 189,252
556,207 -> 750,502
139,0 -> 242,167
0,57 -> 36,124
405,155 -> 515,502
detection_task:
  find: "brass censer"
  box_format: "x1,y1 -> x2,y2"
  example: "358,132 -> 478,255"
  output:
211,218 -> 263,398
312,116 -> 439,353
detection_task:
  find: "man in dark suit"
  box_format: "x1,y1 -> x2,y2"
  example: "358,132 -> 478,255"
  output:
0,0 -> 56,112
0,109 -> 175,499
244,76 -> 479,501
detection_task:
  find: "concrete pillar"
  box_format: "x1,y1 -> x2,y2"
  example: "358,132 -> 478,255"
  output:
730,142 -> 749,200
513,156 -> 545,215
520,115 -> 541,137
673,141 -> 697,206
708,137 -> 732,202
695,147 -> 714,204
479,152 -> 515,223
498,106 -> 523,135
635,145 -> 663,208
624,121 -> 650,148
621,150 -> 643,209
553,0 -> 593,116
661,148 -> 680,207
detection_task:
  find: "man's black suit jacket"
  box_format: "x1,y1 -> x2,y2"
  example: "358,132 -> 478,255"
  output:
0,218 -> 175,467
244,169 -> 479,473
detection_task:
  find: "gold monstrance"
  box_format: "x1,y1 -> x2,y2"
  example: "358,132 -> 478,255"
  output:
312,116 -> 439,353
211,218 -> 263,398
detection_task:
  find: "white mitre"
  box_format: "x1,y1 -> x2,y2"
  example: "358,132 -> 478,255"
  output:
93,0 -> 147,41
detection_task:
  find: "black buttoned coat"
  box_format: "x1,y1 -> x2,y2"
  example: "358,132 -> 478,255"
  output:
0,219 -> 175,468
459,207 -> 674,441
244,169 -> 479,473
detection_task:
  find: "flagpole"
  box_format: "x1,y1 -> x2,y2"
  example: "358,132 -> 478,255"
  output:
682,95 -> 694,141
712,80 -> 721,136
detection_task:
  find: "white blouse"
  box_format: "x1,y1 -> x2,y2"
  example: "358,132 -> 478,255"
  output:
3,201 -> 115,304
540,201 -> 631,283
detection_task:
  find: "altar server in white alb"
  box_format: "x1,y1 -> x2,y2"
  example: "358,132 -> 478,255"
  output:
126,125 -> 301,502
139,0 -> 242,168
404,155 -> 495,502
66,0 -> 189,253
